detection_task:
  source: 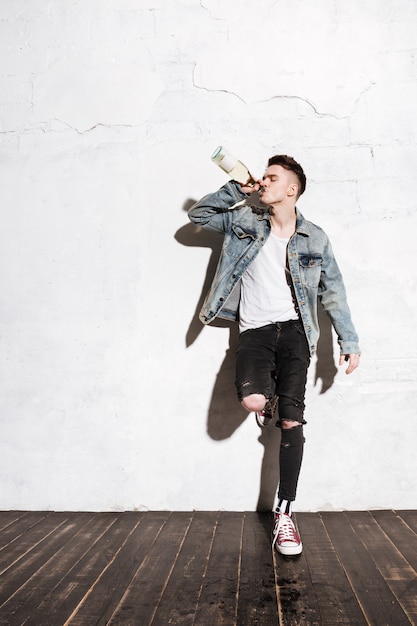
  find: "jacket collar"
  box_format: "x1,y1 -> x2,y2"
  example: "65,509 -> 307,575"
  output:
295,208 -> 310,236
254,206 -> 311,236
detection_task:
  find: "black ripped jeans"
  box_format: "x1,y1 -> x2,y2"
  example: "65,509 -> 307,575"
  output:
235,320 -> 311,501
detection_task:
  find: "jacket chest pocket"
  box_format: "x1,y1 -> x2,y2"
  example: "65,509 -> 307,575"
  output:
231,224 -> 256,240
299,254 -> 323,287
223,224 -> 258,259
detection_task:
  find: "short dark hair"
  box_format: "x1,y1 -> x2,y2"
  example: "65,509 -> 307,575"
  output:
267,155 -> 306,198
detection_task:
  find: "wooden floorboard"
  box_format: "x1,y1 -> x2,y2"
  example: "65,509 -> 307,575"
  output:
0,512 -> 97,620
320,511 -> 412,625
350,511 -> 417,623
193,511 -> 243,625
236,512 -> 279,626
68,511 -> 164,625
295,512 -> 366,625
151,511 -> 219,625
0,510 -> 416,625
372,510 -> 417,572
28,512 -> 148,626
108,511 -> 192,625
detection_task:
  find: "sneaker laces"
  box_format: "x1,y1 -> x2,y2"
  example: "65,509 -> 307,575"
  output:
272,513 -> 299,548
255,395 -> 278,428
265,395 -> 278,417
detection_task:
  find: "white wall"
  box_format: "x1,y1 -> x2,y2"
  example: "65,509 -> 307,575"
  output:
1,0 -> 416,512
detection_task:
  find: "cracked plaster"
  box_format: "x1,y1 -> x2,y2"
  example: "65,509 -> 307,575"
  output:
33,60 -> 165,132
196,0 -> 382,117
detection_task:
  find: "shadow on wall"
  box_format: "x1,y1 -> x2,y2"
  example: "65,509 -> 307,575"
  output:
176,199 -> 338,511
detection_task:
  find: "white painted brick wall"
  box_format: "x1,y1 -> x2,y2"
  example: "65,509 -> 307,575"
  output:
0,0 -> 416,512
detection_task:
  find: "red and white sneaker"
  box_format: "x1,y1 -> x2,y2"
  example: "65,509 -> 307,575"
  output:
255,395 -> 278,428
272,512 -> 302,556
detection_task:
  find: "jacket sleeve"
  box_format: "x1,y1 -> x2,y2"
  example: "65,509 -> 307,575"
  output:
188,181 -> 248,234
318,237 -> 360,355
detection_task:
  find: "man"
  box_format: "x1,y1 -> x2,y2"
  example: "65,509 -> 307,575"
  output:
188,154 -> 360,556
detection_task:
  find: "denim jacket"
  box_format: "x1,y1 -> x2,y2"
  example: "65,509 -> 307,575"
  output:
188,181 -> 360,356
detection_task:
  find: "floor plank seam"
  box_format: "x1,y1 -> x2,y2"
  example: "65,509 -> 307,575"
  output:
234,512 -> 245,624
272,535 -> 284,626
64,514 -> 144,625
105,512 -> 171,625
192,512 -> 220,626
148,512 -> 195,626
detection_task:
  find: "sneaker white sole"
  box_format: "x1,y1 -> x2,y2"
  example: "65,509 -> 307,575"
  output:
275,541 -> 303,556
255,412 -> 273,428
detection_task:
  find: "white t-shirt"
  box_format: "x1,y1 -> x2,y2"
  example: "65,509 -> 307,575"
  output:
239,232 -> 298,333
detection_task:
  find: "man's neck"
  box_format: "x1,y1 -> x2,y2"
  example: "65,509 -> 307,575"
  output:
269,204 -> 297,238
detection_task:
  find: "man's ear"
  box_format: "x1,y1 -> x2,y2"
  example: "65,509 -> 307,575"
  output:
287,183 -> 298,197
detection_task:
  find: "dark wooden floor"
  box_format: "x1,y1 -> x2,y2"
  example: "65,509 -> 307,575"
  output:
0,510 -> 416,625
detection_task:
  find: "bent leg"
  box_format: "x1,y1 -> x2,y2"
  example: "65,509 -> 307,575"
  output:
241,393 -> 267,413
235,325 -> 277,409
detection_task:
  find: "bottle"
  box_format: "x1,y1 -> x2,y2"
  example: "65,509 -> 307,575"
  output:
211,146 -> 257,187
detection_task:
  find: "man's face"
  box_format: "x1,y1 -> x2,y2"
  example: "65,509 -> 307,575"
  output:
259,164 -> 298,206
